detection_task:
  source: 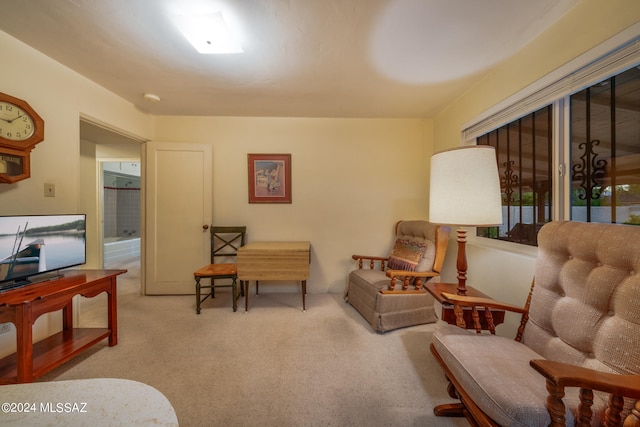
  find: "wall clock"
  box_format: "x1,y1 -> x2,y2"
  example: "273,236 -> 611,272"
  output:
0,92 -> 44,184
0,92 -> 44,151
0,147 -> 30,184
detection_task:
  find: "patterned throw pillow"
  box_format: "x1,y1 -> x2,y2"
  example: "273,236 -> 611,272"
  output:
387,239 -> 427,271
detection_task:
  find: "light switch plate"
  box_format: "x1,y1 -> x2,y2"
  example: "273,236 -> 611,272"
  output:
44,183 -> 55,197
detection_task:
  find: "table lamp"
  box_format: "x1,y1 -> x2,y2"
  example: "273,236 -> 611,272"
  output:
428,146 -> 502,295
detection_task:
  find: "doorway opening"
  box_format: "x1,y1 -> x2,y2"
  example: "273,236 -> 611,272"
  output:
102,162 -> 141,268
79,119 -> 144,289
78,119 -> 145,325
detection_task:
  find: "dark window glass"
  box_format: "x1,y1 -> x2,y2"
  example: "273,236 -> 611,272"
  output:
570,67 -> 640,225
477,105 -> 553,245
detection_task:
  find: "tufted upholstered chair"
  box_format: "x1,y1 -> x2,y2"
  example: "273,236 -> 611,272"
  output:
346,220 -> 450,333
431,221 -> 640,426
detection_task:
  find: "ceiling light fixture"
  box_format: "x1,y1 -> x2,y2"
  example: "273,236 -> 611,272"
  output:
174,11 -> 243,54
144,93 -> 161,102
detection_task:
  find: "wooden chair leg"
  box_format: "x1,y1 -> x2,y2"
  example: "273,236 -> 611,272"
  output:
231,278 -> 238,312
624,400 -> 640,426
195,277 -> 201,314
433,403 -> 466,417
448,382 -> 462,399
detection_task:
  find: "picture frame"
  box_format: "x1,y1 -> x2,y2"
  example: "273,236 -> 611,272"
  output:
247,153 -> 292,203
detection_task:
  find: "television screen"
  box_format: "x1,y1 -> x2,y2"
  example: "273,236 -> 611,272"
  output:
0,214 -> 86,289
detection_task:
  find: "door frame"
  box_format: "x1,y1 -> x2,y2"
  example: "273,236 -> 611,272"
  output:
78,117 -> 146,323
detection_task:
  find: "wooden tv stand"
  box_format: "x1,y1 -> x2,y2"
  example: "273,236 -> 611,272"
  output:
0,269 -> 126,384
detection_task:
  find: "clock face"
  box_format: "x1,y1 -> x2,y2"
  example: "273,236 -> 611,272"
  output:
0,101 -> 36,142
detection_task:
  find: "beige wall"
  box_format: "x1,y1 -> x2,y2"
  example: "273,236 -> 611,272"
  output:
154,116 -> 433,293
434,0 -> 640,152
0,32 -> 153,215
433,0 -> 640,336
0,31 -> 153,356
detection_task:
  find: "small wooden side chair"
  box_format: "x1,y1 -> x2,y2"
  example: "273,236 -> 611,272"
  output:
194,226 -> 246,313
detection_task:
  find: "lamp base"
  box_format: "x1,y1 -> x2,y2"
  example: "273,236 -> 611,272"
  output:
456,227 -> 468,295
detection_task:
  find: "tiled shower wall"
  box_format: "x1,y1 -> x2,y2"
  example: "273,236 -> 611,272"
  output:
103,163 -> 141,265
103,185 -> 140,239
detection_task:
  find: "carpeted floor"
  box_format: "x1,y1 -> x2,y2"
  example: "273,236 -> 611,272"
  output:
39,259 -> 466,427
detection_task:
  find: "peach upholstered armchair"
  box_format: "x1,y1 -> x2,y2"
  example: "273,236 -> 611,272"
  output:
430,221 -> 640,426
346,220 -> 450,333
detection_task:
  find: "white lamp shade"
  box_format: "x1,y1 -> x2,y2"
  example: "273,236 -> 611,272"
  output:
429,146 -> 502,226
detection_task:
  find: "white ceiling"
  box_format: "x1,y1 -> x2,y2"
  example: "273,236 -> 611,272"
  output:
0,0 -> 580,118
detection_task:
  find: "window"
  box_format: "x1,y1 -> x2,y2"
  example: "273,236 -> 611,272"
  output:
570,67 -> 640,224
471,38 -> 640,245
477,106 -> 552,245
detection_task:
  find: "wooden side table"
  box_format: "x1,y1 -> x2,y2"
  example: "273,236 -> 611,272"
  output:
425,282 -> 505,330
237,241 -> 310,311
0,269 -> 126,384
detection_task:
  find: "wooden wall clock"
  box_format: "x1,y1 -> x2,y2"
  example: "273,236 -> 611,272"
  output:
0,148 -> 30,184
0,92 -> 44,184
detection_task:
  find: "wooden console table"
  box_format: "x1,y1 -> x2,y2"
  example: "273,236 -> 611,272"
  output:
237,241 -> 310,311
0,269 -> 126,384
425,282 -> 505,330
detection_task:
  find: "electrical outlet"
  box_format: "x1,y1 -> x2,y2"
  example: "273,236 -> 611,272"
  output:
0,323 -> 11,335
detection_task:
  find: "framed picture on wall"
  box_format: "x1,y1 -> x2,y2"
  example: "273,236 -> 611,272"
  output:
247,153 -> 292,203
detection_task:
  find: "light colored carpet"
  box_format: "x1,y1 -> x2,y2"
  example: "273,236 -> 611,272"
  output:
39,259 -> 466,427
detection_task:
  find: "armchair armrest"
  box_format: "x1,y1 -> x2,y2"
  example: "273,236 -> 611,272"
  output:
530,359 -> 640,426
440,291 -> 529,335
441,292 -> 527,314
350,254 -> 441,293
351,254 -> 387,271
383,269 -> 439,293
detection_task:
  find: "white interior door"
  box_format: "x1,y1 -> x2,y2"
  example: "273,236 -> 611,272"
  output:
145,141 -> 212,294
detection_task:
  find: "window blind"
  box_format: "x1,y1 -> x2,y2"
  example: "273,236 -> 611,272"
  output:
463,36 -> 640,141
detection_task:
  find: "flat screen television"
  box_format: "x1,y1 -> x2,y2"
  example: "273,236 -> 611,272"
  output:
0,214 -> 86,291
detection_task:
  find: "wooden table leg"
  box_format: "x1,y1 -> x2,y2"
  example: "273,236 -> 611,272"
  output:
244,281 -> 249,312
302,280 -> 306,311
15,304 -> 33,383
62,299 -> 73,331
107,278 -> 117,346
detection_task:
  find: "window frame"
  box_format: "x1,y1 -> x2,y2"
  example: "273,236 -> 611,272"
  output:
460,24 -> 640,248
